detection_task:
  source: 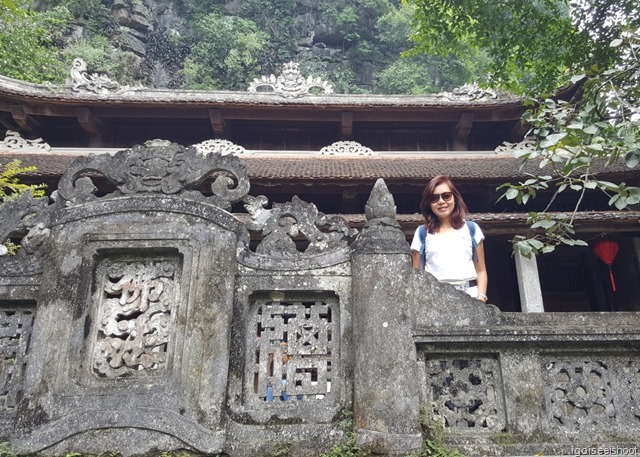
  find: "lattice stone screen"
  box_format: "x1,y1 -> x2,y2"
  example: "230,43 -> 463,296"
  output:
91,256 -> 180,378
426,357 -> 506,431
247,294 -> 337,405
0,308 -> 34,410
544,359 -> 619,431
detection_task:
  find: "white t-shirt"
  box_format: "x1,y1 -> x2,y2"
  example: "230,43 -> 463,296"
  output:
410,222 -> 484,282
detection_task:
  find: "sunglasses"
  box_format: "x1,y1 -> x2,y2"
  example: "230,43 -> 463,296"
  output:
429,192 -> 454,204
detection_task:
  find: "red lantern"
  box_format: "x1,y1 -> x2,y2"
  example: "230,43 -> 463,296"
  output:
593,239 -> 619,292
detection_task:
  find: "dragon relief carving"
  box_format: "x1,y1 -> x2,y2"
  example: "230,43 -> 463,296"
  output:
243,195 -> 357,258
70,58 -> 122,94
56,141 -> 250,209
248,61 -> 333,98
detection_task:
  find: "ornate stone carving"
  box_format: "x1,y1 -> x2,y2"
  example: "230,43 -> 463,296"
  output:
243,195 -> 357,258
0,309 -> 34,409
317,141 -> 376,156
93,258 -> 178,378
249,296 -> 336,403
427,358 -> 505,431
192,139 -> 251,156
70,58 -> 122,94
438,83 -> 498,101
248,61 -> 333,98
545,360 -> 616,431
495,136 -> 537,155
622,360 -> 640,423
57,141 -> 250,210
0,131 -> 50,151
0,191 -> 49,254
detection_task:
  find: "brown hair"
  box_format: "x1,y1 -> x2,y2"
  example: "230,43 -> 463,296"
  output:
419,175 -> 468,233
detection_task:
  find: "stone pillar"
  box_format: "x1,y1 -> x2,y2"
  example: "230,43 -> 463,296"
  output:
515,250 -> 544,312
350,179 -> 423,455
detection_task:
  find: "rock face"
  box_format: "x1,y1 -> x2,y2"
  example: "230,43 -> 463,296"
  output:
68,0 -> 377,89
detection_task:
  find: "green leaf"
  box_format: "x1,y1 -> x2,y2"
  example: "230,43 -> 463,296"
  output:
505,188 -> 519,200
531,219 -> 556,229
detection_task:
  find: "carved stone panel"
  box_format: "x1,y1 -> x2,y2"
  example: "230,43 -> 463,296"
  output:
544,360 -> 617,431
426,357 -> 505,431
246,294 -> 338,406
92,256 -> 179,379
621,360 -> 640,424
0,308 -> 34,409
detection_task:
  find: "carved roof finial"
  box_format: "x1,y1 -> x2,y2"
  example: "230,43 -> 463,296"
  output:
364,178 -> 397,222
247,61 -> 333,98
70,58 -> 122,94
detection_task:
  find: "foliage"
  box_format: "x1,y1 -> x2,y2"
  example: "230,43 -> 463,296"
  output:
317,411 -> 369,457
62,35 -> 144,85
406,0 -> 640,255
182,13 -> 267,90
239,0 -> 301,74
0,160 -> 46,203
404,0 -> 638,95
498,30 -> 640,257
375,1 -> 487,94
419,408 -> 465,457
0,1 -> 71,83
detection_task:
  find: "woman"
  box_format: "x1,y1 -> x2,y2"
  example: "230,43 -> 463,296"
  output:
410,175 -> 488,303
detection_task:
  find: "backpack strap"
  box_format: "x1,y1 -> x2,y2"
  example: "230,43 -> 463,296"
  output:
467,220 -> 479,263
418,225 -> 427,269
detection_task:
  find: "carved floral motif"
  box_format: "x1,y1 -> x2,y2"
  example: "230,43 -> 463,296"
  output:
495,136 -> 537,155
0,131 -> 50,151
192,139 -> 251,156
93,259 -> 177,378
317,141 -> 375,156
57,141 -> 250,209
545,360 -> 616,431
248,61 -> 333,98
243,195 -> 357,258
70,58 -> 122,94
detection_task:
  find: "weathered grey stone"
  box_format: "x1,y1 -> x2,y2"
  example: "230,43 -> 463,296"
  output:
351,179 -> 422,455
1,143 -> 640,456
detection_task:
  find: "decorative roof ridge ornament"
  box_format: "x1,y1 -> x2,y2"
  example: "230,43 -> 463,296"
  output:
247,61 -> 333,98
56,140 -> 250,209
192,139 -> 252,156
241,194 -> 357,259
495,135 -> 537,155
438,83 -> 498,101
0,130 -> 50,151
69,58 -> 123,94
317,141 -> 376,156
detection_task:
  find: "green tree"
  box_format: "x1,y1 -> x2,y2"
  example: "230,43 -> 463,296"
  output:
406,0 -> 640,256
182,13 -> 267,90
0,1 -> 71,83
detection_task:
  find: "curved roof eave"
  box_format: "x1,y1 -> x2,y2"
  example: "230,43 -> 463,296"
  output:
0,74 -> 524,111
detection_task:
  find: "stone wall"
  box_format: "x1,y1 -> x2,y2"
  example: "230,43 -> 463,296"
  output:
1,141 -> 640,456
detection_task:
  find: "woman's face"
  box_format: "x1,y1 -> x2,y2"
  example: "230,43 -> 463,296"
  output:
430,182 -> 456,221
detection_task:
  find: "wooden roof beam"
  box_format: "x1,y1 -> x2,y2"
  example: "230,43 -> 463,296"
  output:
509,119 -> 530,142
10,105 -> 39,134
451,112 -> 474,151
341,112 -> 353,139
76,107 -> 105,135
209,109 -> 227,138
